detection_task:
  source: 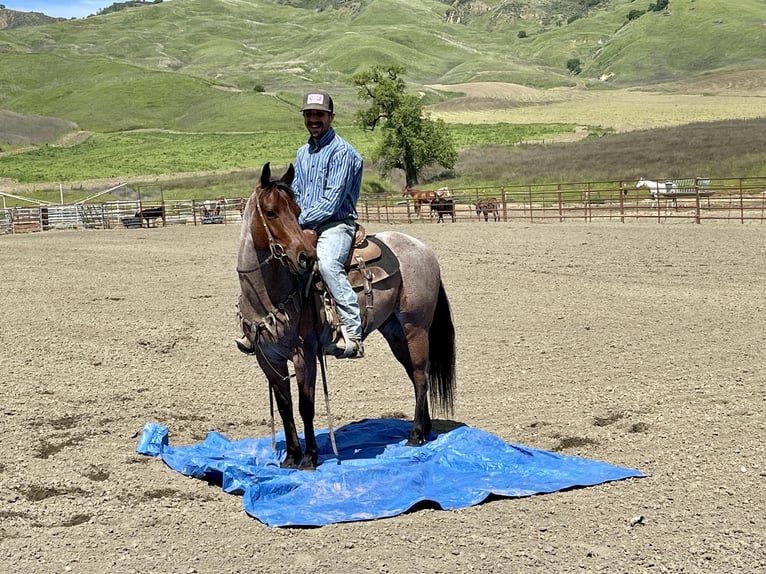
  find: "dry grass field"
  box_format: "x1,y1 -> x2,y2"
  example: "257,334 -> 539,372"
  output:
428,74 -> 766,131
1,222 -> 763,573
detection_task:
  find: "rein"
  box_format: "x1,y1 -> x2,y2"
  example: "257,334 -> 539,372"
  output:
237,183 -> 339,459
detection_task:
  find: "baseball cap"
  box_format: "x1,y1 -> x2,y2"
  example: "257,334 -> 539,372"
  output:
301,90 -> 334,113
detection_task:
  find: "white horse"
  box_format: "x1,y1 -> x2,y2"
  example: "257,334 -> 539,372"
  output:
637,177 -> 678,207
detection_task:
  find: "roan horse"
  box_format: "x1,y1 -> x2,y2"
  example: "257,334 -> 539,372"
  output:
237,163 -> 456,470
475,198 -> 500,222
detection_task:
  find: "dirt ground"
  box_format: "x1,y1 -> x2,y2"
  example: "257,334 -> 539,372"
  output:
1,221 -> 764,573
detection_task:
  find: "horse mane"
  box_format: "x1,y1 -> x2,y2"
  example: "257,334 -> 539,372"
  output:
263,179 -> 295,200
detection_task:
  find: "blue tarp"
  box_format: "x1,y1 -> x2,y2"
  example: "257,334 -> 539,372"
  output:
137,418 -> 645,527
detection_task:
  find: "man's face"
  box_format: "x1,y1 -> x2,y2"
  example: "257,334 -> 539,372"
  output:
303,109 -> 334,139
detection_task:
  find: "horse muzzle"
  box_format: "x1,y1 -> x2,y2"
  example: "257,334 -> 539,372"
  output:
285,229 -> 316,275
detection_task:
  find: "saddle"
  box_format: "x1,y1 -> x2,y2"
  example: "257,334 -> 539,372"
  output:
313,224 -> 400,349
345,224 -> 399,289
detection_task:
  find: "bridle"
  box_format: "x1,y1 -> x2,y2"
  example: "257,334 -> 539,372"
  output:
235,183 -> 308,341
236,185 -> 293,274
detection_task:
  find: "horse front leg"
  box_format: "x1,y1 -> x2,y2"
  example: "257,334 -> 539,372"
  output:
293,341 -> 319,470
256,352 -> 302,468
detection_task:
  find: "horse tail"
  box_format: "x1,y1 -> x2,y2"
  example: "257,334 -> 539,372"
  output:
428,281 -> 456,415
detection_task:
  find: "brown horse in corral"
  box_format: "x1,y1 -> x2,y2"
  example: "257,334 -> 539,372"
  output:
402,185 -> 437,217
237,163 -> 456,470
475,198 -> 500,222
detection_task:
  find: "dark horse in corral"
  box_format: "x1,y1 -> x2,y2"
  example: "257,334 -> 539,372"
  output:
430,197 -> 455,223
135,205 -> 165,227
237,163 -> 456,470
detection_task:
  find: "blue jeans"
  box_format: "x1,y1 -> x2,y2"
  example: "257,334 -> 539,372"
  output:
315,219 -> 362,340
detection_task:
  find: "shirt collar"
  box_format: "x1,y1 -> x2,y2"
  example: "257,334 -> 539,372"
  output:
307,128 -> 336,153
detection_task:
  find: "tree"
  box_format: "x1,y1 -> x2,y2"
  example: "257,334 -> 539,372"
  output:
351,65 -> 457,187
567,57 -> 582,75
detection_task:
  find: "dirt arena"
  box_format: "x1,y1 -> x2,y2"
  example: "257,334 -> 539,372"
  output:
1,221 -> 763,573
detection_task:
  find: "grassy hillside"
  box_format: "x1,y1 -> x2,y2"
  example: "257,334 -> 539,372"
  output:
1,0 -> 764,94
0,0 -> 764,191
0,123 -> 574,184
578,0 -> 766,83
0,110 -> 77,145
0,53 -> 302,132
0,0 -> 762,135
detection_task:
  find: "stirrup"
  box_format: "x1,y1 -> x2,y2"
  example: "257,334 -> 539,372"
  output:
323,326 -> 364,359
338,339 -> 364,359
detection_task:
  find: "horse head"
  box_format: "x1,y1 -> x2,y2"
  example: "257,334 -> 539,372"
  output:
241,162 -> 316,276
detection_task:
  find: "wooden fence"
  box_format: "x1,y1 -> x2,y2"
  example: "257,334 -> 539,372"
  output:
2,176 -> 765,235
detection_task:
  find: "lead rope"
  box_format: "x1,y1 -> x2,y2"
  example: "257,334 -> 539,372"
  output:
268,382 -> 276,452
306,272 -> 340,460
318,353 -> 339,459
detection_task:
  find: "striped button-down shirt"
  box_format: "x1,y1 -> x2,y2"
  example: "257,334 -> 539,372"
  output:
293,127 -> 363,230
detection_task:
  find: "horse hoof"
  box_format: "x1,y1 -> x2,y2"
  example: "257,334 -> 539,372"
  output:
406,435 -> 427,447
280,457 -> 300,469
298,458 -> 317,471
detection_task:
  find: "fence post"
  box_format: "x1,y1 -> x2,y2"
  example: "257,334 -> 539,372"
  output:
528,185 -> 533,222
501,188 -> 506,222
618,182 -> 625,223
739,178 -> 744,224
693,177 -> 701,224
558,189 -> 563,223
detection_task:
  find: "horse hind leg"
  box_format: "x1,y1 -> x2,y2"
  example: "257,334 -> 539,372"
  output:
377,315 -> 432,445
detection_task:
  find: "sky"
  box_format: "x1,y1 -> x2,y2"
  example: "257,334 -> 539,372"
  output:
3,1 -> 126,19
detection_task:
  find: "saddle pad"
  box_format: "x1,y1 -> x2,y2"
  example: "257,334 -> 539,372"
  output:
137,418 -> 646,528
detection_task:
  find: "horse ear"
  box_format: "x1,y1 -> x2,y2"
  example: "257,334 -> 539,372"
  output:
260,162 -> 271,188
283,164 -> 295,186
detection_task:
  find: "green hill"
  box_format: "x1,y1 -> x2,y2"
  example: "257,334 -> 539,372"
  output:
1,0 -> 764,131
0,0 -> 764,188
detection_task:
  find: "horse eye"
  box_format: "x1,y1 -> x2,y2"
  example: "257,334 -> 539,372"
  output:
265,209 -> 276,218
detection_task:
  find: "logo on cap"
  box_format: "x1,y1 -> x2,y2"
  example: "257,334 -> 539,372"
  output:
306,94 -> 325,105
